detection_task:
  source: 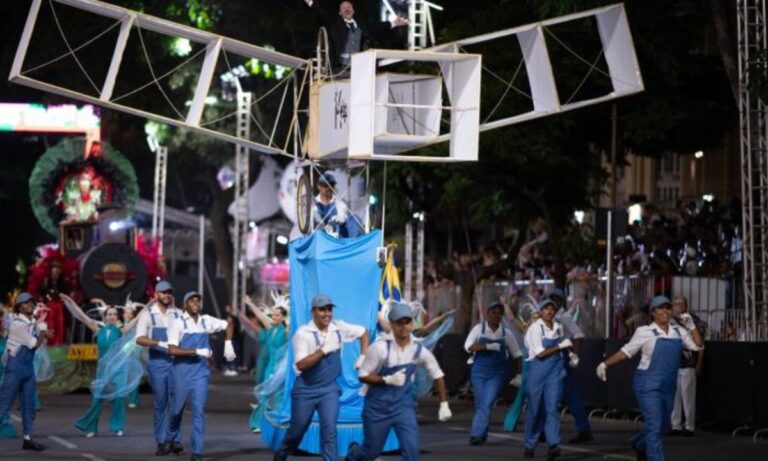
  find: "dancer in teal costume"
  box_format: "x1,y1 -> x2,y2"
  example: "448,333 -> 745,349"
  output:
0,310 -> 18,438
241,294 -> 289,433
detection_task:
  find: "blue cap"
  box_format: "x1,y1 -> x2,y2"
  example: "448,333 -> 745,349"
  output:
183,291 -> 201,305
156,281 -> 173,293
16,292 -> 34,305
311,294 -> 335,309
388,302 -> 413,322
318,172 -> 337,185
536,299 -> 557,311
486,301 -> 504,312
548,288 -> 566,301
650,295 -> 672,310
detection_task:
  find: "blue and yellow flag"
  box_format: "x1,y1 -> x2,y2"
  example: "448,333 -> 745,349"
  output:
378,248 -> 401,306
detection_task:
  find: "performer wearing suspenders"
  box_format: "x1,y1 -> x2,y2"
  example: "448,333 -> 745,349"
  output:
596,295 -> 704,461
167,291 -> 235,461
135,281 -> 183,456
464,301 -> 522,445
274,294 -> 369,461
347,302 -> 452,461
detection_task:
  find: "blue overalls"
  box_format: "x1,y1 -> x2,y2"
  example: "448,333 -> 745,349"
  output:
0,319 -> 38,436
0,336 -> 18,438
147,309 -> 180,445
470,323 -> 509,440
168,317 -> 211,456
630,327 -> 683,461
524,324 -> 566,450
349,341 -> 423,461
74,324 -> 126,434
277,330 -> 343,461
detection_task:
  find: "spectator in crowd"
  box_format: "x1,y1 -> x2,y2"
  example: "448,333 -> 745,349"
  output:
670,296 -> 703,437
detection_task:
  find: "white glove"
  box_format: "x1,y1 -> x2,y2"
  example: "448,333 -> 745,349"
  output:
382,369 -> 407,386
320,335 -> 341,355
558,339 -> 573,350
509,374 -> 522,387
596,362 -> 607,381
355,354 -> 366,370
466,355 -> 475,365
35,322 -> 48,332
157,341 -> 169,350
438,401 -> 452,422
485,343 -> 501,352
196,348 -> 212,358
224,340 -> 237,361
568,352 -> 580,369
678,313 -> 697,332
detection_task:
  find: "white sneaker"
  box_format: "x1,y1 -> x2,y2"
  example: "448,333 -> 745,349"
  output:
85,432 -> 96,438
115,430 -> 124,437
223,370 -> 238,377
128,404 -> 137,409
252,427 -> 261,434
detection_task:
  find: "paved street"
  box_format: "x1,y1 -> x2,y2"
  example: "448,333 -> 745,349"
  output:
0,373 -> 765,461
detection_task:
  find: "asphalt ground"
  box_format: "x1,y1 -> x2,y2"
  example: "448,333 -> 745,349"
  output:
0,373 -> 765,461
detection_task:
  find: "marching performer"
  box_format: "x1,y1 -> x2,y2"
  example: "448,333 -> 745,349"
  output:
135,281 -> 183,456
166,291 -> 236,461
313,172 -> 362,238
0,293 -> 53,451
465,300 -> 522,445
273,294 -> 369,461
523,299 -> 572,460
596,295 -> 704,461
346,301 -> 452,461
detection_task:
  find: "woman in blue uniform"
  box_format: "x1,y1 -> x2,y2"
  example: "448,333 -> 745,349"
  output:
0,307 -> 18,438
346,301 -> 452,461
522,299 -> 573,460
596,295 -> 703,461
0,293 -> 53,451
465,300 -> 522,445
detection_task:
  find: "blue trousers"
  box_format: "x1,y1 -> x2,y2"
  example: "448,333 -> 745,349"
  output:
350,407 -> 419,461
631,389 -> 674,461
74,397 -> 125,434
148,361 -> 178,444
169,375 -> 208,455
0,368 -> 36,435
277,389 -> 339,461
524,377 -> 562,449
563,370 -> 590,434
470,371 -> 506,438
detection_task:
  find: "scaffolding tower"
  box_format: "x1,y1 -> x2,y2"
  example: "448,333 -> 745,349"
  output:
232,89 -> 252,308
151,145 -> 168,255
738,0 -> 768,341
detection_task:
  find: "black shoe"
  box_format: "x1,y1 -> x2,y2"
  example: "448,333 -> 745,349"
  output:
669,429 -> 682,436
171,442 -> 184,454
273,452 -> 287,461
632,446 -> 647,461
524,448 -> 535,458
190,455 -> 203,461
22,439 -> 46,451
538,432 -> 547,443
346,442 -> 359,461
156,443 -> 171,456
546,445 -> 561,460
469,436 -> 485,446
569,432 -> 594,444
681,429 -> 695,437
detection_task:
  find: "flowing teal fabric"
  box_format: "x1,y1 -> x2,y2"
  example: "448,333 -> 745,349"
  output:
90,329 -> 144,400
250,324 -> 288,431
261,230 -> 384,455
0,337 -> 18,438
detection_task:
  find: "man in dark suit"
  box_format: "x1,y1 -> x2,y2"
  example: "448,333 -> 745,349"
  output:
304,0 -> 409,74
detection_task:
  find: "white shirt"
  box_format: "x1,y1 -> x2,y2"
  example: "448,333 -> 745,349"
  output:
293,320 -> 366,372
167,313 -> 229,347
135,302 -> 183,340
359,338 -> 444,380
620,323 -> 703,370
556,310 -> 585,340
464,322 -> 523,358
5,314 -> 39,357
524,318 -> 564,361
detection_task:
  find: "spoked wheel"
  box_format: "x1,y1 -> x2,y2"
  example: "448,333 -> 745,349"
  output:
296,172 -> 313,235
315,27 -> 332,79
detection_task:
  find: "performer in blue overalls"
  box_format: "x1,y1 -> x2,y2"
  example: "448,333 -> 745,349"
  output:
548,288 -> 593,443
0,292 -> 53,451
166,291 -> 235,461
135,281 -> 183,456
522,299 -> 573,460
597,295 -> 704,461
347,301 -> 452,461
313,172 -> 362,238
274,293 -> 369,461
464,300 -> 522,445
